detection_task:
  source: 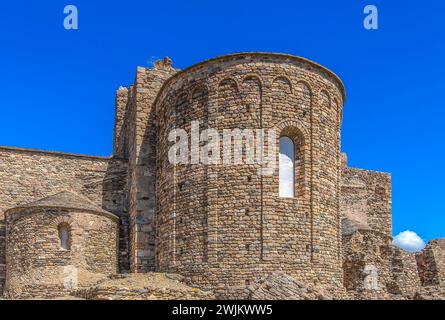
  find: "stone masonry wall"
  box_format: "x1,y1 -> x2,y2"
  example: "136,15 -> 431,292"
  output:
1,51 -> 442,300
74,273 -> 214,300
155,53 -> 345,298
4,208 -> 118,299
342,230 -> 420,299
416,239 -> 445,286
113,87 -> 130,157
341,154 -> 392,237
122,58 -> 179,273
0,146 -> 128,293
248,272 -> 336,300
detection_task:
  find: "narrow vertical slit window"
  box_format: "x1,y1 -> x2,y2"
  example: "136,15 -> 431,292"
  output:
58,223 -> 71,250
279,136 -> 295,198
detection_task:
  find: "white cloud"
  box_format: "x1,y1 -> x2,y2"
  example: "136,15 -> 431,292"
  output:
393,230 -> 426,252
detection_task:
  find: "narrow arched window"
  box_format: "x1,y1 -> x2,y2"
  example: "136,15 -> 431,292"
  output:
58,223 -> 71,250
279,136 -> 295,198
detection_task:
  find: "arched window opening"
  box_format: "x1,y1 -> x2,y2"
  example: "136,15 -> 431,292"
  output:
58,223 -> 71,250
279,136 -> 295,198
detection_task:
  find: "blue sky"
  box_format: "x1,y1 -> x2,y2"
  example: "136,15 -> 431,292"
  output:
0,1 -> 443,244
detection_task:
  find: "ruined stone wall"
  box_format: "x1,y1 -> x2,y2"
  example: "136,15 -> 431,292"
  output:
341,156 -> 392,237
74,273 -> 214,300
342,230 -> 420,299
113,87 -> 130,157
123,59 -> 178,273
416,239 -> 445,286
0,147 -> 128,293
248,272 -> 338,300
339,156 -> 425,300
4,208 -> 118,299
155,53 -> 345,298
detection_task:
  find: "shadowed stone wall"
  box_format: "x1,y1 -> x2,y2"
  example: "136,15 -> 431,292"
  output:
114,58 -> 179,273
